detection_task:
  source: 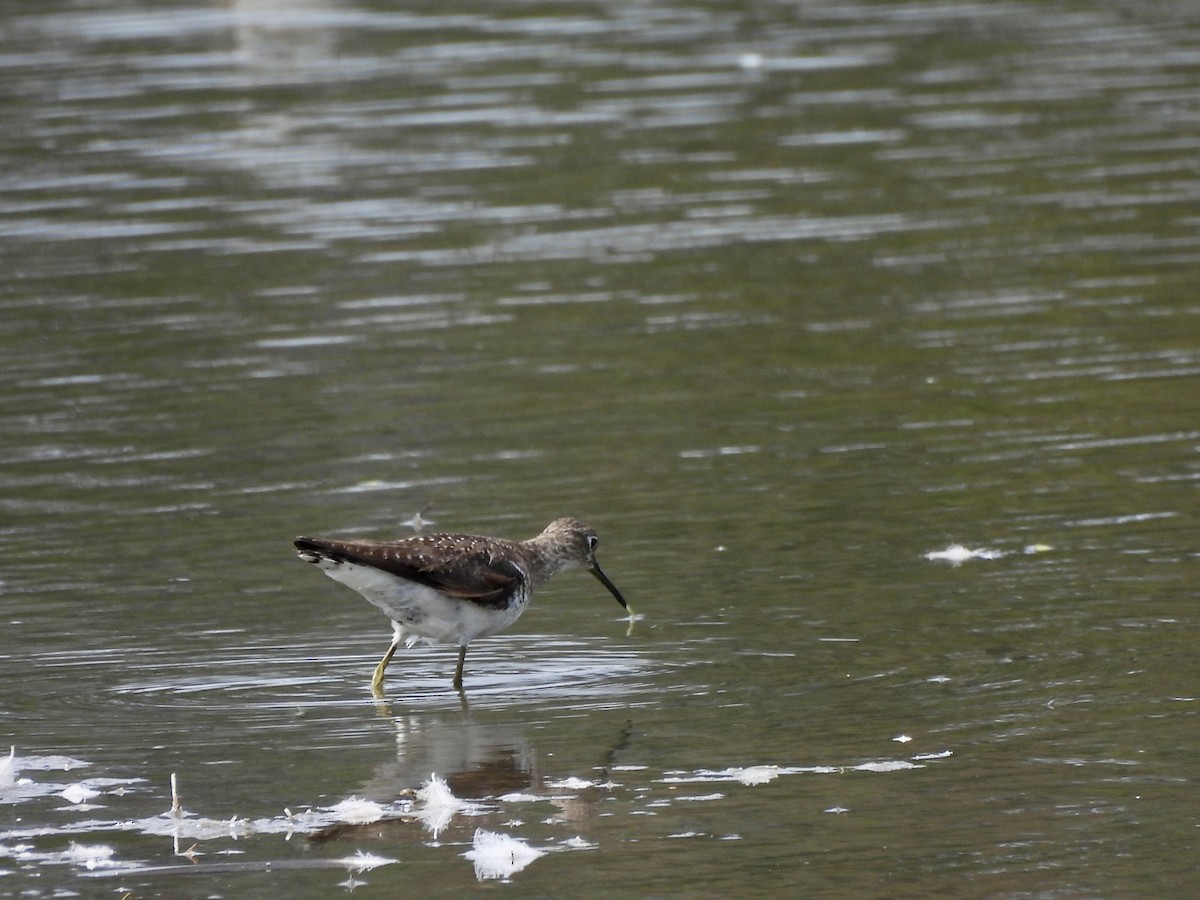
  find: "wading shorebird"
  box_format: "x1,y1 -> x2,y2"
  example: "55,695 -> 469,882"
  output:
294,518 -> 628,693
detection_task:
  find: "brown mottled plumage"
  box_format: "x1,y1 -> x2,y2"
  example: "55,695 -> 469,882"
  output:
294,518 -> 626,692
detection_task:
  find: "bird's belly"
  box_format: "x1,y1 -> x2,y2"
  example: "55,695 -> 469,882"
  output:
317,560 -> 527,645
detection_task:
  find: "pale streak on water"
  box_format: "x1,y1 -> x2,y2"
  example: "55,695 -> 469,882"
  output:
2,0 -> 1200,897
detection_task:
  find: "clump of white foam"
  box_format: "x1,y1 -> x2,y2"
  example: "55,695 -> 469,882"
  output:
330,797 -> 386,824
854,760 -> 922,773
63,843 -> 116,870
60,783 -> 101,805
924,544 -> 1005,565
498,791 -> 539,802
733,766 -> 779,786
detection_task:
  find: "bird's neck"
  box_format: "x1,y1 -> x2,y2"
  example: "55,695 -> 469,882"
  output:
520,536 -> 577,585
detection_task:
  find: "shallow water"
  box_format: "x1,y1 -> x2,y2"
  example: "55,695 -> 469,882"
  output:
3,0 -> 1200,896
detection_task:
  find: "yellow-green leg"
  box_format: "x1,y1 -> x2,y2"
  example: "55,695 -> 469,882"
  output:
452,645 -> 467,691
371,623 -> 403,697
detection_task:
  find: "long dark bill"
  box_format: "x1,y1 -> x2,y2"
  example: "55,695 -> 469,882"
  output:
590,563 -> 627,609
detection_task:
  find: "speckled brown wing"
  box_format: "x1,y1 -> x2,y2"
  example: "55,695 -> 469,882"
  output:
294,534 -> 527,609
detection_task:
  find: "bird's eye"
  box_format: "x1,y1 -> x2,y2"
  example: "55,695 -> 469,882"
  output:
587,535 -> 599,551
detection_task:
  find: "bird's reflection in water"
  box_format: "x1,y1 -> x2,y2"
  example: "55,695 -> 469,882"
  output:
308,708 -> 535,843
310,709 -> 634,844
367,711 -> 539,800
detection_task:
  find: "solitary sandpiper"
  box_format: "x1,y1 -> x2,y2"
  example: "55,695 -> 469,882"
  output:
294,517 -> 628,693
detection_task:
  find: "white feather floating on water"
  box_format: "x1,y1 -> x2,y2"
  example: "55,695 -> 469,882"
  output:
0,747 -> 15,787
338,850 -> 397,872
463,829 -> 545,881
415,773 -> 462,809
416,773 -> 468,838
